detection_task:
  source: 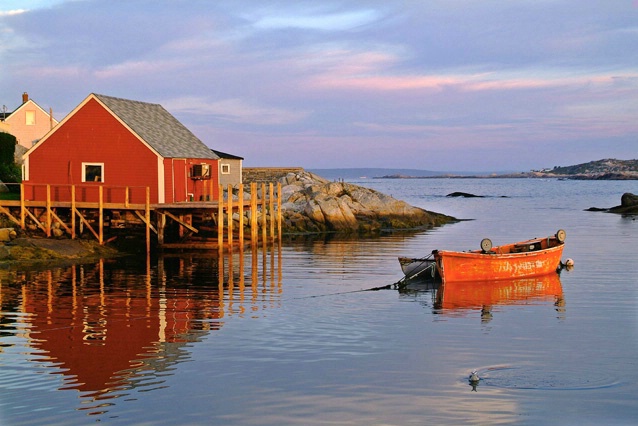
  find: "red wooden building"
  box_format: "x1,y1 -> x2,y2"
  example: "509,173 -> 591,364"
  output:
22,93 -> 220,204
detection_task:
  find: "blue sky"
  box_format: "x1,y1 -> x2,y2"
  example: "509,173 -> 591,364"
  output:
1,1 -> 636,171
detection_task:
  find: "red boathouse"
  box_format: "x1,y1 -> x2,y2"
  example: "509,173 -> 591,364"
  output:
22,93 -> 220,204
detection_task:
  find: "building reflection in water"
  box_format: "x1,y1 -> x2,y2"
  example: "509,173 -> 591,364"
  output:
0,242 -> 282,416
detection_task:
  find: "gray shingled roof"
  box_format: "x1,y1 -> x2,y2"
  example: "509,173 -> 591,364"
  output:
94,93 -> 218,160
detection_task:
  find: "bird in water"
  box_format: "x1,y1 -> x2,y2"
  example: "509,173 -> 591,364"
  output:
469,370 -> 480,383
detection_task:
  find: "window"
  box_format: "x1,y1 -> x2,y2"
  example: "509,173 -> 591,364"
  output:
82,163 -> 104,182
25,110 -> 35,125
221,163 -> 231,174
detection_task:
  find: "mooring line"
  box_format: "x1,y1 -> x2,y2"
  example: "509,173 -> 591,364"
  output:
292,283 -> 395,299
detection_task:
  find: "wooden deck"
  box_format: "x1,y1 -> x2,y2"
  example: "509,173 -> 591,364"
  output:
0,182 -> 282,253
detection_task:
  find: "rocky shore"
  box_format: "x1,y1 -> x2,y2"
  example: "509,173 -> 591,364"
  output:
245,169 -> 456,234
0,235 -> 118,266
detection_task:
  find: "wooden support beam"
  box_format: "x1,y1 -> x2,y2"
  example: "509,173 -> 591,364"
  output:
50,209 -> 72,236
0,205 -> 21,227
24,208 -> 46,233
157,212 -> 165,245
162,210 -> 198,234
134,211 -> 158,234
73,208 -> 100,241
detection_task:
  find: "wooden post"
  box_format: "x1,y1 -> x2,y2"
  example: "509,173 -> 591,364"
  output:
250,182 -> 257,242
19,184 -> 25,230
227,184 -> 233,252
157,212 -> 165,245
238,184 -> 244,248
46,185 -> 51,237
277,182 -> 282,242
261,183 -> 267,245
218,184 -> 223,252
145,187 -> 150,254
125,186 -> 130,208
98,186 -> 104,244
71,185 -> 76,239
269,183 -> 274,242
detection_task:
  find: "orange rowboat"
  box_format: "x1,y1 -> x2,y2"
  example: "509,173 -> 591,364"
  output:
433,230 -> 566,284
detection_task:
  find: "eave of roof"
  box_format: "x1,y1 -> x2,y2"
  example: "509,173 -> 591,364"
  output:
212,149 -> 244,160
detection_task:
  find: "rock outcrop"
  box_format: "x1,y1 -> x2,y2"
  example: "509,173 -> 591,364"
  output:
276,171 -> 456,233
587,192 -> 638,214
609,193 -> 638,214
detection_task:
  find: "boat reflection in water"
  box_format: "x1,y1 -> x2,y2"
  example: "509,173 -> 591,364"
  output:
0,243 -> 282,417
399,272 -> 565,323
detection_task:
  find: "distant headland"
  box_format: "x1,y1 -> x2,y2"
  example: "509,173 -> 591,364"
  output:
312,159 -> 638,181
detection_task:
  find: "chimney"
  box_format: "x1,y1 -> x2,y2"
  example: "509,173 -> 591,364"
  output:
22,92 -> 29,103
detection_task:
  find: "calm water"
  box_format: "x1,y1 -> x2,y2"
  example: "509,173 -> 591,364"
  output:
1,178 -> 637,425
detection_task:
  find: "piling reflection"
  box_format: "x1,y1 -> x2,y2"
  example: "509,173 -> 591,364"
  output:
0,242 -> 282,417
399,273 -> 565,322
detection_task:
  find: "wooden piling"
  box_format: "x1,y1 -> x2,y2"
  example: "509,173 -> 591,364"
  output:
277,182 -> 282,241
218,184 -> 224,252
250,183 -> 258,242
227,184 -> 233,251
269,183 -> 274,242
238,184 -> 244,248
261,183 -> 267,244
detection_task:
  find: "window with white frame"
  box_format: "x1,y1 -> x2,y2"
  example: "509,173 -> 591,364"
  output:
221,163 -> 231,174
82,163 -> 104,182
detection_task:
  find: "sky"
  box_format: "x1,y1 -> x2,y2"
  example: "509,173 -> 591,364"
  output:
1,0 -> 637,172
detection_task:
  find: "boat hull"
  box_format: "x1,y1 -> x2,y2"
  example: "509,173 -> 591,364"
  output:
434,237 -> 564,283
398,257 -> 437,281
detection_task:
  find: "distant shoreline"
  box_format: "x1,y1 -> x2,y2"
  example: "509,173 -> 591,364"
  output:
373,172 -> 638,180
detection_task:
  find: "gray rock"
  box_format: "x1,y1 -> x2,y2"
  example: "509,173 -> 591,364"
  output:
275,171 -> 456,233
